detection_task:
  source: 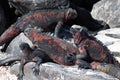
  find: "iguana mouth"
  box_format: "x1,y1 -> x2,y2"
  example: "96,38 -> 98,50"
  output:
65,8 -> 77,20
70,27 -> 83,38
70,27 -> 87,45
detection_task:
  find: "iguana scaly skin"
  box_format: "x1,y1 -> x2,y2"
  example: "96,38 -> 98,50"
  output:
9,0 -> 70,14
16,27 -> 120,80
0,27 -> 117,80
0,29 -> 89,80
91,62 -> 120,79
0,44 -> 53,80
70,26 -> 120,68
9,0 -> 109,31
23,28 -> 87,66
0,8 -> 77,52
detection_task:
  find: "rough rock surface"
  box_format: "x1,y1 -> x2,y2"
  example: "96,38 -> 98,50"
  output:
1,0 -> 120,79
0,61 -> 119,80
91,0 -> 120,28
0,66 -> 17,80
95,28 -> 120,58
10,62 -> 118,80
0,31 -> 120,80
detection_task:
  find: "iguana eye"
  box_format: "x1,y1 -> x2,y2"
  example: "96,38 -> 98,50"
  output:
85,44 -> 89,48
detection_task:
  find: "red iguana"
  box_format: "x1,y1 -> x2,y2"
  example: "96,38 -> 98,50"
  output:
0,8 -> 77,52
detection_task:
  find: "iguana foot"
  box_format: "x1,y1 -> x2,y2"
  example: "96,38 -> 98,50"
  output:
32,67 -> 40,76
78,63 -> 91,69
77,60 -> 92,69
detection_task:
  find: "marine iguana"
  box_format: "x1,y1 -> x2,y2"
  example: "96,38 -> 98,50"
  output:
9,0 -> 109,32
0,44 -> 54,80
70,26 -> 120,68
0,8 -> 77,52
8,0 -> 70,14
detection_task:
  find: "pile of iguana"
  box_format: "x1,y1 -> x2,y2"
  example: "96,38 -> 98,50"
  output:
0,27 -> 119,80
0,8 -> 77,52
0,0 -> 119,80
0,0 -> 109,54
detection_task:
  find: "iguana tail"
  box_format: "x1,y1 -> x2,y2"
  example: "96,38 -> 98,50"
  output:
91,62 -> 120,79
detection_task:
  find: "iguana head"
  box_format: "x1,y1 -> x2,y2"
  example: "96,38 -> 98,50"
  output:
64,53 -> 76,65
65,8 -> 77,20
19,42 -> 30,51
70,25 -> 89,45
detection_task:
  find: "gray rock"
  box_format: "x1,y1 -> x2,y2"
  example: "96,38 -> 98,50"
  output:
91,0 -> 120,28
0,66 -> 17,80
95,28 -> 120,45
95,28 -> 120,57
10,62 -> 118,80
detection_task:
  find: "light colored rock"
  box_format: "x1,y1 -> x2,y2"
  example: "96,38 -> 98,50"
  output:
0,66 -> 17,80
108,41 -> 120,54
10,62 -> 118,80
95,28 -> 120,45
95,28 -> 120,55
91,0 -> 120,28
0,62 -> 119,80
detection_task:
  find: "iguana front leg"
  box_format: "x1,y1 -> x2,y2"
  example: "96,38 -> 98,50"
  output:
54,21 -> 64,38
72,45 -> 91,69
76,59 -> 92,69
17,59 -> 26,80
32,57 -> 42,76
